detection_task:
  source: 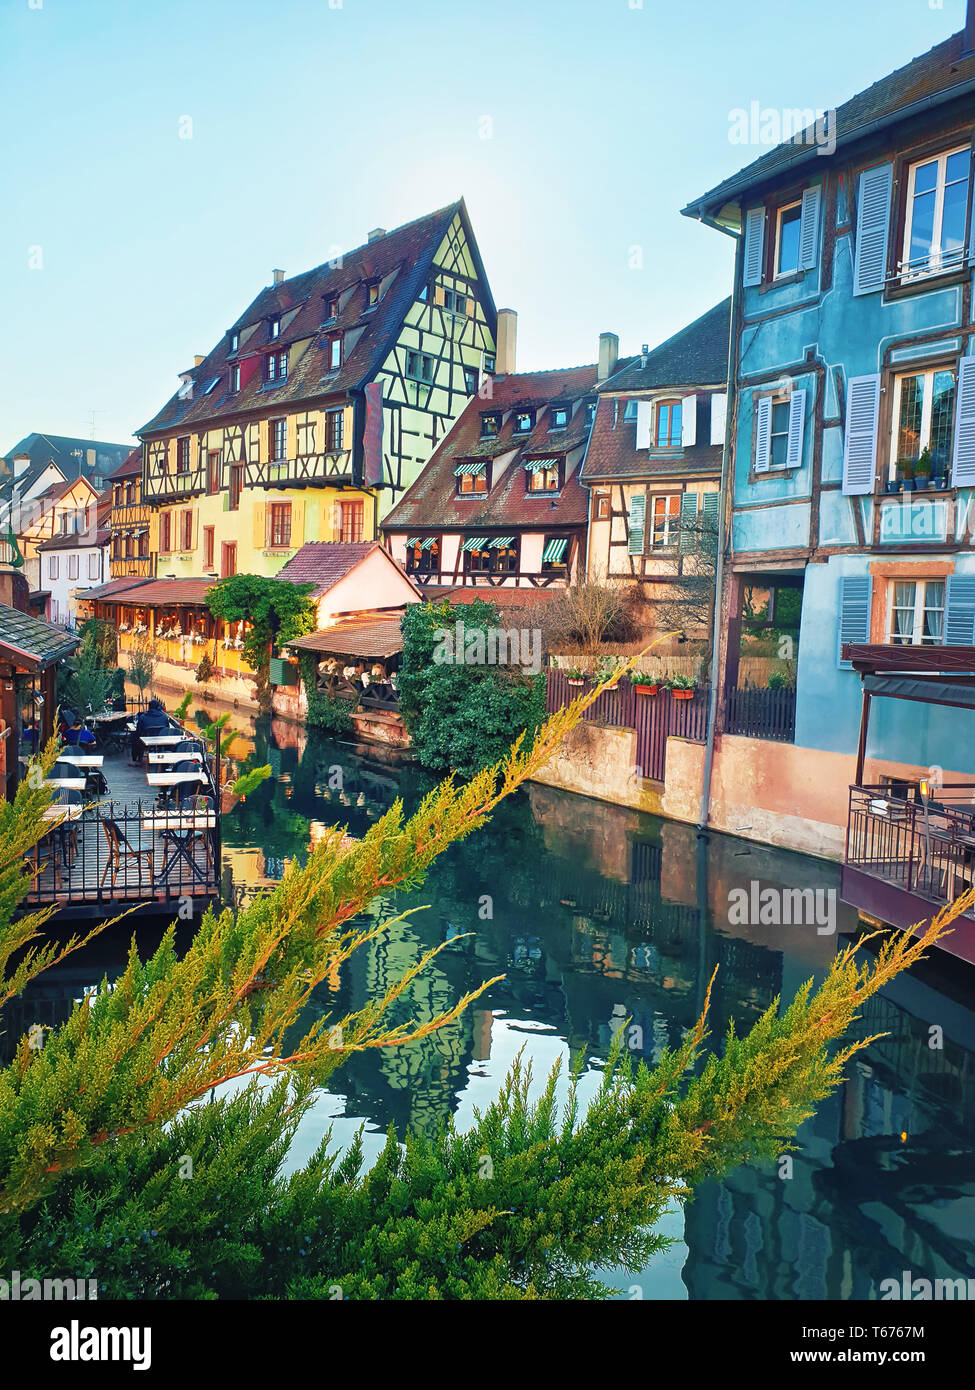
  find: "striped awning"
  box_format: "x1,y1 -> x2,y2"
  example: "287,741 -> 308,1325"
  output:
523,459 -> 557,472
418,537 -> 436,550
542,537 -> 568,562
453,460 -> 486,476
462,536 -> 487,551
489,536 -> 514,548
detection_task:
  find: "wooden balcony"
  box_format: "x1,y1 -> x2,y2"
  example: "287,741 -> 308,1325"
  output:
244,452 -> 356,489
142,467 -> 206,502
110,556 -> 155,578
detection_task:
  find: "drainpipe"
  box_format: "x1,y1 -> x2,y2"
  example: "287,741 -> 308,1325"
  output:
697,219 -> 743,835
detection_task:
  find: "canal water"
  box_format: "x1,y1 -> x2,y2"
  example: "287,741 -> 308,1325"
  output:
19,702 -> 975,1298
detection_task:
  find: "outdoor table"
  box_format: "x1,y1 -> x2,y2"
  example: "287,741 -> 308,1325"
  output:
44,776 -> 85,791
146,750 -> 204,765
42,804 -> 83,822
56,753 -> 104,768
89,710 -> 130,724
142,813 -> 216,886
146,771 -> 206,786
140,734 -> 186,748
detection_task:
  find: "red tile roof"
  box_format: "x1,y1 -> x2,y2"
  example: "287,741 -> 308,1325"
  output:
381,364 -> 598,533
108,446 -> 143,481
273,541 -> 385,597
84,577 -> 155,602
115,578 -> 214,606
288,613 -> 406,659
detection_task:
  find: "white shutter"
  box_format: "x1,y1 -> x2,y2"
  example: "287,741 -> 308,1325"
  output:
681,395 -> 697,447
944,575 -> 975,646
786,389 -> 806,469
842,374 -> 880,495
628,492 -> 646,556
799,185 -> 822,271
710,392 -> 727,446
635,400 -> 652,450
853,163 -> 893,296
743,206 -> 766,287
837,575 -> 872,667
754,395 -> 772,472
951,356 -> 975,488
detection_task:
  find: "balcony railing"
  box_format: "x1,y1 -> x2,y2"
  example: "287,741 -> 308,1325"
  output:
845,783 -> 975,916
244,452 -> 355,489
142,467 -> 206,501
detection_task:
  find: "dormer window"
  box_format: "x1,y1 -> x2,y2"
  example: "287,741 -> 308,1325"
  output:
454,461 -> 488,495
480,413 -> 500,438
325,296 -> 339,322
266,350 -> 288,383
514,410 -> 534,434
655,399 -> 682,447
584,400 -> 597,426
231,364 -> 241,392
525,459 -> 561,493
622,400 -> 638,422
549,404 -> 569,430
270,316 -> 281,340
367,281 -> 380,307
327,336 -> 342,371
229,330 -> 239,352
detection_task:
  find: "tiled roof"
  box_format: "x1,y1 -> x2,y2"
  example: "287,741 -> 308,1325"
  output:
0,602 -> 79,671
84,577 -> 155,602
274,541 -> 384,596
108,446 -> 143,481
685,30 -> 975,219
288,614 -> 406,659
598,300 -> 731,393
36,527 -> 110,552
422,586 -> 560,609
115,579 -> 214,606
0,434 -> 132,503
381,365 -> 598,532
138,202 -> 492,436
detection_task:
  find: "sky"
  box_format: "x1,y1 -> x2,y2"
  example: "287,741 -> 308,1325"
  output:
0,0 -> 968,450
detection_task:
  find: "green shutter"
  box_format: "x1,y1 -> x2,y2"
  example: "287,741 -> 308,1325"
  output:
628,493 -> 646,556
678,493 -> 699,553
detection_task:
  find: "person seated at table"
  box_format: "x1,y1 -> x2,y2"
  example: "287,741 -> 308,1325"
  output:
57,706 -> 76,741
65,718 -> 97,748
132,698 -> 168,764
20,719 -> 38,754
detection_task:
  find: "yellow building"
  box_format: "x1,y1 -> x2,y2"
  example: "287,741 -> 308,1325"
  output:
137,202 -> 496,587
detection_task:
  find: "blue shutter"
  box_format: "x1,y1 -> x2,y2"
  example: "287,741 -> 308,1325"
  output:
786,389 -> 806,469
853,163 -> 892,296
842,375 -> 880,495
701,491 -> 719,524
754,396 -> 772,472
742,206 -> 766,287
837,575 -> 872,668
951,356 -> 975,489
628,492 -> 646,556
799,185 -> 822,271
944,575 -> 975,646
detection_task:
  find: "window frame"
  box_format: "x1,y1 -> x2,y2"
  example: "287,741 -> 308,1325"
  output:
203,525 -> 215,570
479,413 -> 500,438
592,489 -> 611,520
175,436 -> 191,474
268,501 -> 292,549
406,349 -> 435,384
268,416 -> 288,463
773,199 -> 803,279
456,465 -> 489,496
327,336 -> 342,372
404,536 -> 441,574
338,500 -> 364,544
326,409 -> 345,453
180,508 -> 193,552
885,577 -> 946,645
654,399 -> 683,449
887,363 -> 958,485
526,460 -> 562,494
513,409 -> 535,435
899,142 -> 972,281
649,493 -> 681,548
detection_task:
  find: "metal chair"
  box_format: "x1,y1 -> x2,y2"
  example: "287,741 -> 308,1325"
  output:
100,818 -> 154,888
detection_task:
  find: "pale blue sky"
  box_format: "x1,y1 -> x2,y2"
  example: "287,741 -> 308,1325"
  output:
0,0 -> 966,448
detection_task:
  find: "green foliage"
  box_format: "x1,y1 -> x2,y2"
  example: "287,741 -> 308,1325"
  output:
399,600 -> 547,777
207,575 -> 316,712
298,653 -> 355,733
231,765 -> 272,798
174,692 -> 193,721
60,624 -> 120,716
127,636 -> 155,697
196,653 -> 215,686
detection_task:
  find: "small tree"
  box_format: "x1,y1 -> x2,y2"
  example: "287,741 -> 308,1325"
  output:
544,581 -> 631,662
61,624 -> 118,715
207,575 -> 316,712
127,634 -> 155,700
652,504 -> 719,669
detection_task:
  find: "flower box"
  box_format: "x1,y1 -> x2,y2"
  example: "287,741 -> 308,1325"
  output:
672,688 -> 695,701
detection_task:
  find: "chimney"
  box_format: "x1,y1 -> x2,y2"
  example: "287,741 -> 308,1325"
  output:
966,0 -> 975,55
367,228 -> 386,243
272,268 -> 285,285
641,343 -> 649,369
194,354 -> 205,366
495,308 -> 517,376
598,332 -> 619,382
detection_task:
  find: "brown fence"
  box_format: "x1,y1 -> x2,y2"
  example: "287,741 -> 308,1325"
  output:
724,685 -> 796,742
545,670 -> 707,781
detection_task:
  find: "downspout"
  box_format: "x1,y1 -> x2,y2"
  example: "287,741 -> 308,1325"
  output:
697,213 -> 743,835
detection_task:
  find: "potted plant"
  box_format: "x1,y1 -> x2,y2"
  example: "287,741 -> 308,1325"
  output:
914,447 -> 932,491
897,458 -> 916,492
669,672 -> 696,700
631,670 -> 660,696
565,666 -> 585,687
597,659 -> 625,690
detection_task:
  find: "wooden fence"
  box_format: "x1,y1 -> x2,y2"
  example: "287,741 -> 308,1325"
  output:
724,685 -> 796,742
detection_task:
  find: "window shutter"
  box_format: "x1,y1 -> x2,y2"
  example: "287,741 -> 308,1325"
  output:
253,501 -> 266,549
701,491 -> 719,524
628,492 -> 646,555
754,395 -> 772,472
742,206 -> 766,287
291,497 -> 305,546
710,393 -> 727,446
681,396 -> 697,447
944,575 -> 975,646
635,400 -> 652,450
464,295 -> 475,317
678,492 -> 699,552
786,388 -> 806,469
842,374 -> 881,495
799,185 -> 822,271
837,575 -> 872,667
853,163 -> 892,296
433,284 -> 445,307
951,356 -> 975,488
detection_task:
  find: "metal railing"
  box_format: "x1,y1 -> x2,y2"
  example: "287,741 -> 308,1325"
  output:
846,783 -> 975,914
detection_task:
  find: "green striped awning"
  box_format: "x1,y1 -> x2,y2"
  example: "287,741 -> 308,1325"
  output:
453,461 -> 486,476
489,536 -> 514,548
523,458 -> 559,472
542,537 -> 568,562
407,536 -> 437,549
462,536 -> 488,552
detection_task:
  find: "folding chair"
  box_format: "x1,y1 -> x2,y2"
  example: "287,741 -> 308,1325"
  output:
100,818 -> 154,888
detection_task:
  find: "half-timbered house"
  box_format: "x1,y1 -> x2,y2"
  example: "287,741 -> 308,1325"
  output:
107,447 -> 154,579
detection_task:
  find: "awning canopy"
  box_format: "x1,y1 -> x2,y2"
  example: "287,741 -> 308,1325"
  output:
407,537 -> 437,550
862,673 -> 975,711
490,536 -> 515,548
462,536 -> 487,551
542,537 -> 568,562
453,461 -> 486,476
524,459 -> 556,472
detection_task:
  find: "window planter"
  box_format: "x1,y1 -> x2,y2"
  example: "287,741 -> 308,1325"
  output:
634,683 -> 659,696
672,688 -> 695,701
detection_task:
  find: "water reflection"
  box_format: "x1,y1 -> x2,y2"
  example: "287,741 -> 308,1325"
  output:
9,709 -> 975,1300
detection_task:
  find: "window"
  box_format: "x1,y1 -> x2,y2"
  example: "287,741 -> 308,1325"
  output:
327,410 -> 345,452
207,450 -> 222,495
124,533 -> 133,558
203,376 -> 220,395
327,337 -> 342,371
769,400 -> 792,470
203,525 -> 215,570
88,552 -> 100,579
405,537 -> 440,574
441,287 -> 467,315
269,417 -> 287,461
367,282 -> 380,307
181,509 -> 193,551
160,512 -> 172,552
269,502 -> 292,548
125,481 -> 135,505
68,553 -> 79,580
138,530 -> 149,557
541,536 -> 569,571
325,296 -> 339,321
655,400 -> 682,448
418,285 -> 428,302
269,316 -> 281,339
229,465 -> 243,512
514,410 -> 534,434
456,464 -> 488,495
483,354 -> 496,375
266,350 -> 288,382
338,500 -> 363,544
221,542 -> 237,578
229,330 -> 239,352
231,364 -> 241,392
593,490 -> 611,520
774,201 -> 803,277
526,461 -> 560,493
176,437 -> 191,473
480,413 -> 500,438
584,400 -> 597,427
622,400 -> 638,422
650,495 -> 681,547
464,366 -> 478,394
113,484 -> 123,505
901,146 -> 971,278
887,579 -> 945,644
406,350 -> 435,383
464,539 -> 518,574
48,556 -> 58,579
890,368 -> 956,482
